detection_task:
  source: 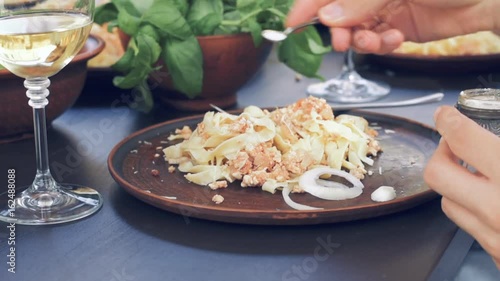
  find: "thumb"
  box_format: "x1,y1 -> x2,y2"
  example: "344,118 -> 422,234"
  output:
318,0 -> 395,27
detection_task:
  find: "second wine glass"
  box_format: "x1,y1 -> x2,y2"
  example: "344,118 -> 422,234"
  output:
308,49 -> 390,103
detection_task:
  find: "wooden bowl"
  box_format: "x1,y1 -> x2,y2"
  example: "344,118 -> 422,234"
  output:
0,35 -> 105,142
151,33 -> 273,112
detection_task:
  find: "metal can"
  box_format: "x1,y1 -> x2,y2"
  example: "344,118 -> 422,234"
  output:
456,88 -> 500,136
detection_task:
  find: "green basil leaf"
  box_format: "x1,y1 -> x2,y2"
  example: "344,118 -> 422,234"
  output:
223,2 -> 237,12
106,20 -> 119,32
142,0 -> 192,40
259,0 -> 272,9
113,68 -> 150,89
141,35 -> 162,65
302,26 -> 331,55
113,33 -> 161,89
274,0 -> 294,14
236,0 -> 260,17
112,47 -> 134,73
94,2 -> 118,25
193,14 -> 223,35
138,24 -> 160,43
246,19 -> 262,47
130,80 -> 154,113
163,36 -> 203,98
171,0 -> 189,17
278,26 -> 324,79
256,10 -> 283,30
187,0 -> 223,36
131,0 -> 154,14
265,7 -> 287,19
307,36 -> 331,55
223,9 -> 241,21
111,0 -> 142,35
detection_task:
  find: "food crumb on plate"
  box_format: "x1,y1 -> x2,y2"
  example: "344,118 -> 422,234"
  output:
371,186 -> 397,202
151,169 -> 160,177
368,170 -> 373,176
294,73 -> 302,82
209,180 -> 228,190
212,194 -> 224,204
384,129 -> 396,134
168,166 -> 176,173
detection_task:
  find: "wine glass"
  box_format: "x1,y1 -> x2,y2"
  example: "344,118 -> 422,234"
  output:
0,0 -> 102,224
307,49 -> 391,103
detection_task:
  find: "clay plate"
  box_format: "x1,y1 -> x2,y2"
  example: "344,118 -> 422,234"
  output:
364,52 -> 500,74
108,110 -> 440,225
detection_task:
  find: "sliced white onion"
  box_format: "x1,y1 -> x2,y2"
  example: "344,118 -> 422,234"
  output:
316,179 -> 350,189
299,167 -> 364,200
282,186 -> 323,211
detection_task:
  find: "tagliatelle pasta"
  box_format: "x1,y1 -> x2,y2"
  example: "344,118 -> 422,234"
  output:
393,31 -> 500,56
163,97 -> 381,194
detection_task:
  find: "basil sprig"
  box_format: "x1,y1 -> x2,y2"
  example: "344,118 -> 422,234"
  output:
95,0 -> 330,112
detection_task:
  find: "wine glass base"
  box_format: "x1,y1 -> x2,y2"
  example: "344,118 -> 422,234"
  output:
307,76 -> 391,103
0,184 -> 103,225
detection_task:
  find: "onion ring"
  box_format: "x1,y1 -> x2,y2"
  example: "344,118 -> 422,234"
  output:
299,167 -> 364,200
282,186 -> 323,211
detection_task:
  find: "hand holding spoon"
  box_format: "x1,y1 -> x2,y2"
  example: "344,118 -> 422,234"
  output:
261,17 -> 321,42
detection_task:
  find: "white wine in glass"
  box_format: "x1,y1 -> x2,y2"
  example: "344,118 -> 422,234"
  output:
0,0 -> 103,225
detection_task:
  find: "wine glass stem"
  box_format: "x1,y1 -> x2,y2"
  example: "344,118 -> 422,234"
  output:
25,77 -> 57,192
344,49 -> 355,73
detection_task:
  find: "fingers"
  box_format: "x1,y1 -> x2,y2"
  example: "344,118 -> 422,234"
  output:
441,197 -> 500,262
493,257 -> 500,270
351,29 -> 404,54
286,0 -> 333,27
434,106 -> 500,183
288,0 -> 405,54
330,27 -> 351,52
424,138 -> 498,221
318,0 -> 393,26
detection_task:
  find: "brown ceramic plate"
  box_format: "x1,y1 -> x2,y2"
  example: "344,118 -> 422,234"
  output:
108,110 -> 440,225
364,52 -> 500,74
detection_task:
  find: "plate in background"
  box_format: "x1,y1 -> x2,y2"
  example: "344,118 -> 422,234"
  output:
365,53 -> 500,74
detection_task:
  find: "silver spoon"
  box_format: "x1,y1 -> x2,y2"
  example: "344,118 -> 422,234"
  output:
262,17 -> 321,42
327,92 -> 445,110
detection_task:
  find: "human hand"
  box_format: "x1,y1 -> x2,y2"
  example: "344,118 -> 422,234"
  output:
287,0 -> 499,54
424,106 -> 500,268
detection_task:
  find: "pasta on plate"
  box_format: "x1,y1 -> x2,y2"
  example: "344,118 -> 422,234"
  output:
163,97 -> 381,195
393,31 -> 500,56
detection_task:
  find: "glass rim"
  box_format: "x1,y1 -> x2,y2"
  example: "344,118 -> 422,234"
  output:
458,88 -> 500,111
1,0 -> 94,17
